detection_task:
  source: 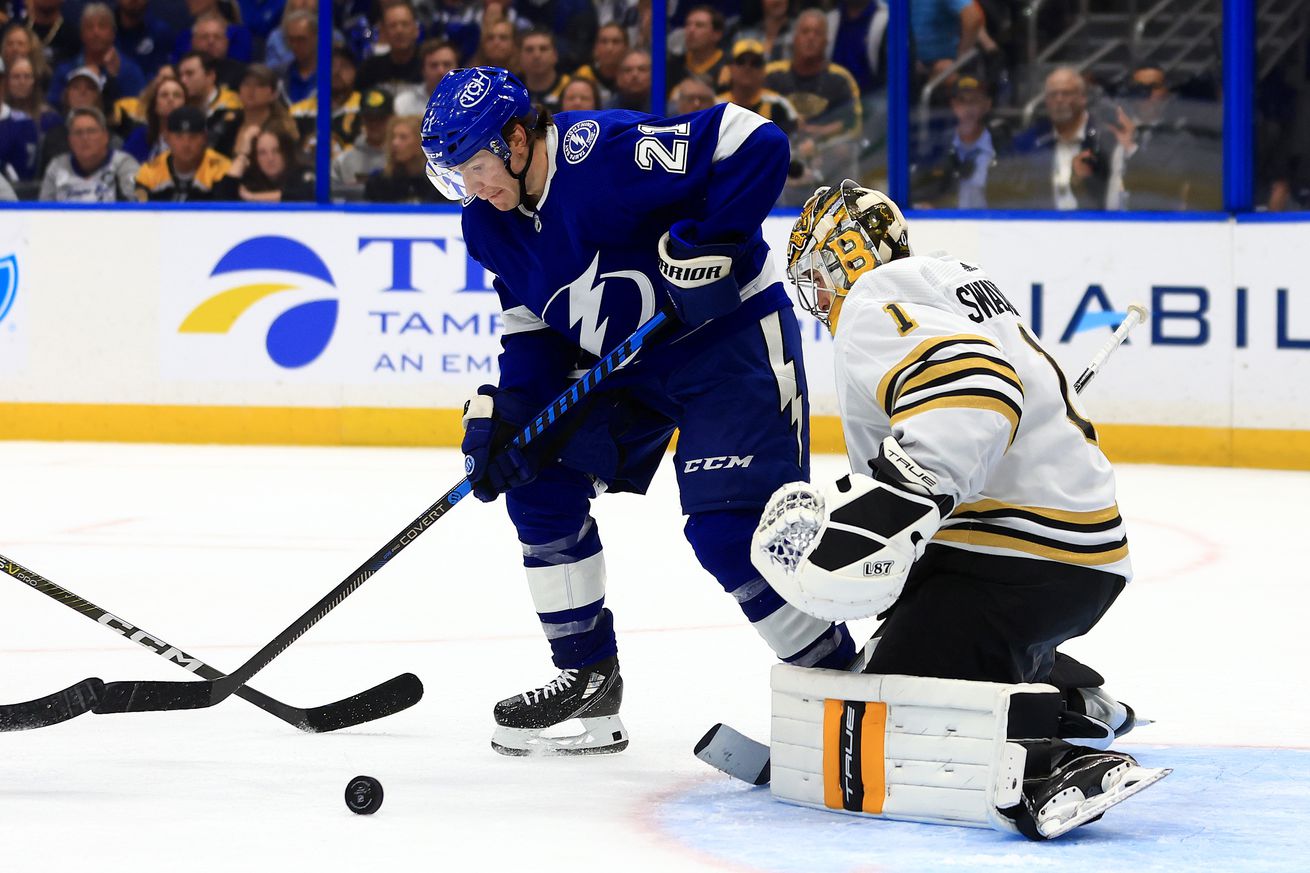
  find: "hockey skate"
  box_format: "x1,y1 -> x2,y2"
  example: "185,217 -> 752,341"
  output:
1008,749 -> 1171,840
491,655 -> 628,757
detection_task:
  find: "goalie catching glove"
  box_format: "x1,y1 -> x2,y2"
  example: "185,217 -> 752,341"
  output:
750,437 -> 947,621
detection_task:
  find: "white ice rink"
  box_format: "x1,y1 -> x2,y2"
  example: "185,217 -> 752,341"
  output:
2,441 -> 1307,872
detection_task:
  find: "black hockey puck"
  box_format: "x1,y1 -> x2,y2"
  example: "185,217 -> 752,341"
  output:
345,775 -> 384,815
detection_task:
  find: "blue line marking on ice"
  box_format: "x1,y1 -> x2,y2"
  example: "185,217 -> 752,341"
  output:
657,745 -> 1310,873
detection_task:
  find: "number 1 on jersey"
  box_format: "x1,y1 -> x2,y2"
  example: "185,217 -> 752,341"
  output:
635,123 -> 690,174
882,303 -> 919,335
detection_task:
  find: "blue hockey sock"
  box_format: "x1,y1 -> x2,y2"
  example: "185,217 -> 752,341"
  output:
685,509 -> 852,665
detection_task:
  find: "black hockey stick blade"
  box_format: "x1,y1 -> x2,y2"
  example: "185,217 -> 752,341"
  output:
1,552 -> 418,731
695,722 -> 771,786
94,666 -> 426,723
95,674 -> 233,713
0,678 -> 105,732
87,309 -> 678,717
293,672 -> 423,732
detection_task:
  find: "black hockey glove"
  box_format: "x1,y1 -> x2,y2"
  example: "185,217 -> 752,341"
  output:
461,385 -> 539,502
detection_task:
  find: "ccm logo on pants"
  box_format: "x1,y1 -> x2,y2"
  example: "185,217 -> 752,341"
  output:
683,455 -> 754,473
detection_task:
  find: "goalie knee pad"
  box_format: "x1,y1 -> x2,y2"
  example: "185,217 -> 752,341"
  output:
769,664 -> 1060,835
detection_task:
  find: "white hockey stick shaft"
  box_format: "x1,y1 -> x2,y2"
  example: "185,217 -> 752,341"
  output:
1073,304 -> 1148,395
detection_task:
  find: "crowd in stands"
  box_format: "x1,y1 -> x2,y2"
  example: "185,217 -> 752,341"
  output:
0,0 -> 325,202
0,1 -> 1300,211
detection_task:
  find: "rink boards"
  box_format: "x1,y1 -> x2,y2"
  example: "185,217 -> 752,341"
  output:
0,208 -> 1306,468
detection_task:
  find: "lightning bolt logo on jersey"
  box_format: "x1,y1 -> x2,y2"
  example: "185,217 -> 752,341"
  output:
543,253 -> 657,355
460,106 -> 791,369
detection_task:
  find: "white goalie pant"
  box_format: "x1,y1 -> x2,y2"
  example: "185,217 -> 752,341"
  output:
769,664 -> 1061,834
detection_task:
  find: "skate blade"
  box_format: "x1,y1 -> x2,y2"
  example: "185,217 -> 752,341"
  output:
1038,765 -> 1172,839
491,716 -> 628,758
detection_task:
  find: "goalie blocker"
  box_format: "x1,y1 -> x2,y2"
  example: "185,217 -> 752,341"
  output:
770,665 -> 1169,839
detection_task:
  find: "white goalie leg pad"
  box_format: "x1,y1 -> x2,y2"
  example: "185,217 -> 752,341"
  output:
751,470 -> 942,622
768,664 -> 1060,834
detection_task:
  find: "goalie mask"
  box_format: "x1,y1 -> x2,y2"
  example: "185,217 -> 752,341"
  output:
786,180 -> 912,335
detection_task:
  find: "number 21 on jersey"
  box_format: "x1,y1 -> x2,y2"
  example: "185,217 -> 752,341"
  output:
635,123 -> 689,174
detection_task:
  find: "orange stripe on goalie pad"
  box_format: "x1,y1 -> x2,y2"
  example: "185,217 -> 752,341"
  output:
861,702 -> 887,814
823,698 -> 844,810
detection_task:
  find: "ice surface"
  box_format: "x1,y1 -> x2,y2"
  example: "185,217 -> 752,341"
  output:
1,442 -> 1306,871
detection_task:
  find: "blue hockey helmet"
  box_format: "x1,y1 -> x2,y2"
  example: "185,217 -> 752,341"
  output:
421,66 -> 536,201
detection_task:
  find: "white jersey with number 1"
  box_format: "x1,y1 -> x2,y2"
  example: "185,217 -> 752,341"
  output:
833,253 -> 1131,583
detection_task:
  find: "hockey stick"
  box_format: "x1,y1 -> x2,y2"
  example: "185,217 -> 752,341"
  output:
92,307 -> 678,715
0,554 -> 423,731
1072,304 -> 1147,394
0,678 -> 105,732
698,306 -> 1153,784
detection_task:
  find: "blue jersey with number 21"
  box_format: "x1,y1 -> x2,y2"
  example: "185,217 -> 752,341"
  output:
461,103 -> 793,403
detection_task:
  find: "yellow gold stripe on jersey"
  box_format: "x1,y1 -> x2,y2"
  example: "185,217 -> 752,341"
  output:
937,497 -> 1127,570
889,390 -> 1022,446
897,353 -> 1023,398
932,528 -> 1129,566
876,334 -> 1002,415
952,499 -> 1122,530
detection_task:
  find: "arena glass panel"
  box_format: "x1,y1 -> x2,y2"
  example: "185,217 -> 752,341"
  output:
1254,0 -> 1310,213
906,0 -> 1226,215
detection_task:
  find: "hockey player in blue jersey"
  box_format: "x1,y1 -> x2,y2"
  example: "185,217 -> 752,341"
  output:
422,66 -> 856,756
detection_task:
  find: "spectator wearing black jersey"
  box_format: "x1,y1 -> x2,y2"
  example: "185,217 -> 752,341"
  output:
573,23 -> 627,101
667,6 -> 726,91
765,9 -> 861,203
719,38 -> 797,136
135,104 -> 233,201
178,49 -> 242,156
357,0 -> 422,94
520,30 -> 571,112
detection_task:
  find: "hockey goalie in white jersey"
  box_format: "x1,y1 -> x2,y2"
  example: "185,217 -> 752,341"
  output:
750,180 -> 1169,840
